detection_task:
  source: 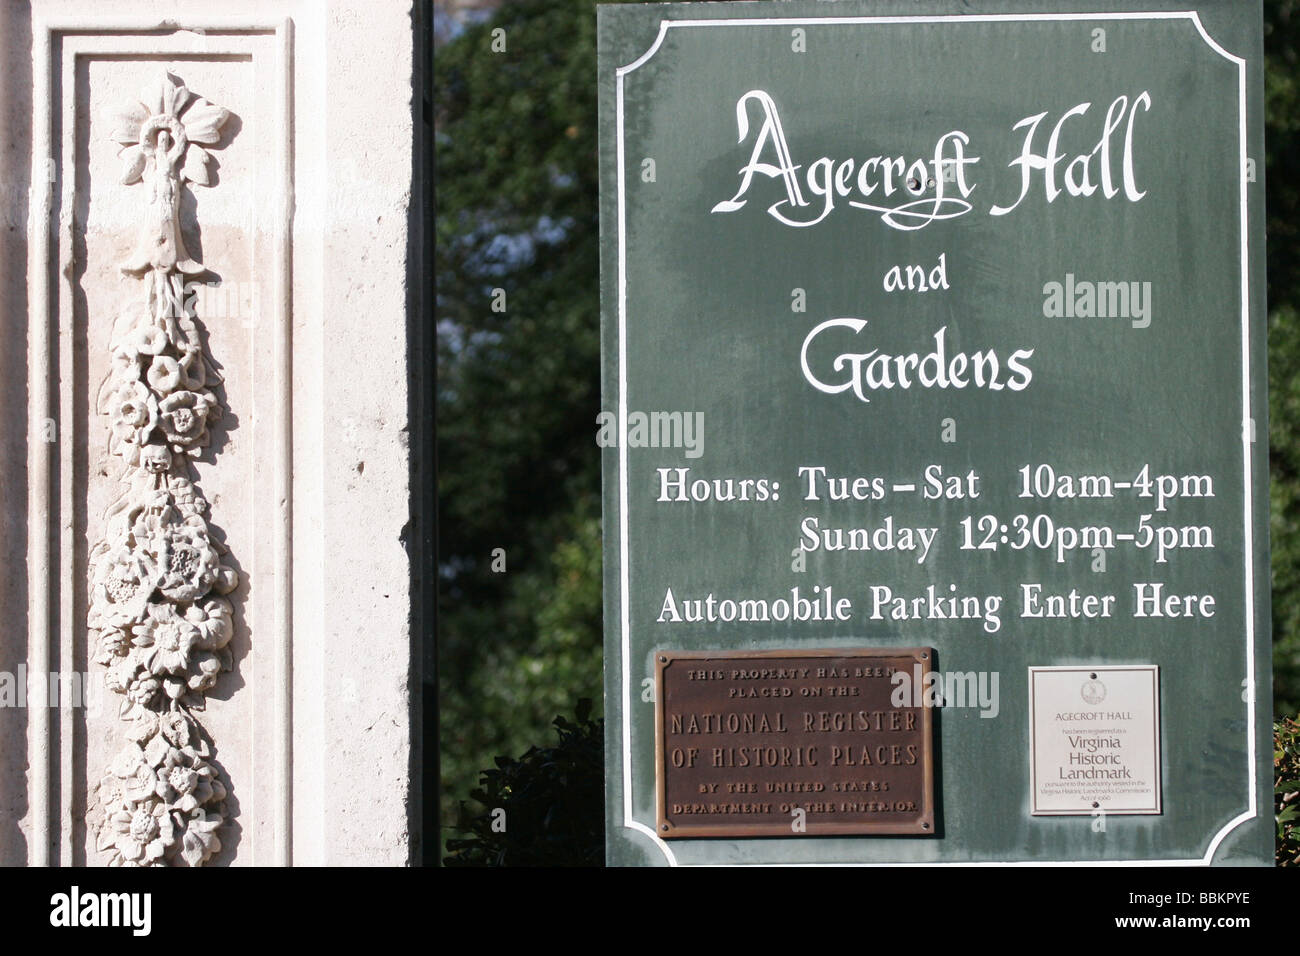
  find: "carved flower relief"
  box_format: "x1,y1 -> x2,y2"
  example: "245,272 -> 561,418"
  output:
105,381 -> 157,463
127,324 -> 202,400
101,335 -> 219,464
106,73 -> 232,277
103,741 -> 157,804
177,345 -> 210,394
89,486 -> 237,707
184,599 -> 235,696
158,744 -> 227,815
105,391 -> 215,466
107,659 -> 164,711
89,544 -> 158,631
146,354 -> 184,395
150,521 -> 236,602
139,443 -> 173,474
134,598 -> 234,668
97,598 -> 233,708
123,487 -> 179,529
97,750 -> 179,864
93,626 -> 132,667
106,344 -> 146,388
102,804 -> 176,865
153,711 -> 192,748
124,321 -> 168,358
106,74 -> 230,187
177,809 -> 223,867
134,607 -> 197,676
110,312 -> 211,391
167,477 -> 209,519
159,390 -> 214,453
187,652 -> 227,696
185,595 -> 235,650
95,717 -> 226,866
93,71 -> 237,868
100,491 -> 234,597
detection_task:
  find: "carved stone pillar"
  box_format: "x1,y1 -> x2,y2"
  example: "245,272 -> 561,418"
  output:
1,0 -> 426,866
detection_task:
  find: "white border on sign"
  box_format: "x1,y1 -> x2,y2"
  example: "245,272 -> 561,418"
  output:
614,11 -> 1254,867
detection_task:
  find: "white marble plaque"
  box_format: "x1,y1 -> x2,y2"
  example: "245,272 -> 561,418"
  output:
1029,665 -> 1161,816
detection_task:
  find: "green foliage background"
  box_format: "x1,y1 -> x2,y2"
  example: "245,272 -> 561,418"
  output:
436,0 -> 1300,847
1277,717 -> 1300,863
443,700 -> 604,866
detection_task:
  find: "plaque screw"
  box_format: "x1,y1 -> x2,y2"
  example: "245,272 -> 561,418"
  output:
659,656 -> 667,663
1092,801 -> 1100,808
922,823 -> 930,830
661,824 -> 669,831
921,653 -> 928,660
1090,673 -> 1098,679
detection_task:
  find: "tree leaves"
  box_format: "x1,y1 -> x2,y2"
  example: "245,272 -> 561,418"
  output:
444,704 -> 604,867
436,0 -> 609,843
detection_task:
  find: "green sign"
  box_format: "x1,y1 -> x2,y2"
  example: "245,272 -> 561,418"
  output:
599,0 -> 1270,865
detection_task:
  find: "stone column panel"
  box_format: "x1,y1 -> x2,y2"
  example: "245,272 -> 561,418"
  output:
5,0 -> 418,866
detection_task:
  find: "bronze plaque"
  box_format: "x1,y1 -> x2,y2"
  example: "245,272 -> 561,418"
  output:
655,648 -> 935,838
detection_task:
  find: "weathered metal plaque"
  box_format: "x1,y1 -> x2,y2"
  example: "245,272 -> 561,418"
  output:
656,649 -> 934,837
1029,665 -> 1161,815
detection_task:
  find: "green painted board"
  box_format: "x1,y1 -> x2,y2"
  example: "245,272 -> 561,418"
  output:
599,0 -> 1270,866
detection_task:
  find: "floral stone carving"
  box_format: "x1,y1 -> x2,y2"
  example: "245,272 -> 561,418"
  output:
89,73 -> 238,866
